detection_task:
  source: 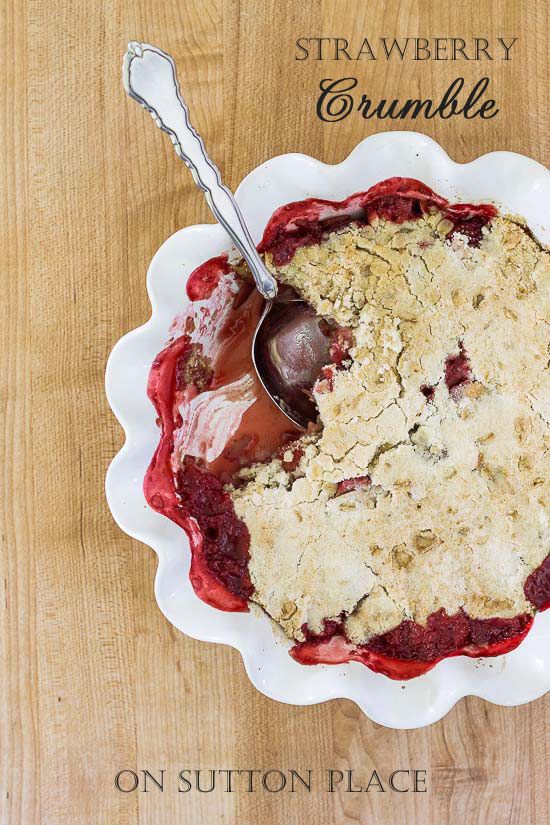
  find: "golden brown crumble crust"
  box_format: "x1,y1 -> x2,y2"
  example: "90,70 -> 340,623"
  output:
230,213 -> 550,643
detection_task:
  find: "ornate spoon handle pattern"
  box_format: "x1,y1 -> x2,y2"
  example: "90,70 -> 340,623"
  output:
123,41 -> 278,300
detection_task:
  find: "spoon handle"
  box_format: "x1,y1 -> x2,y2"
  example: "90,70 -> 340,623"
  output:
123,42 -> 278,300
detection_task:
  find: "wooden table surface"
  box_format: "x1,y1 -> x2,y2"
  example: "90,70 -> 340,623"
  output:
1,1 -> 548,823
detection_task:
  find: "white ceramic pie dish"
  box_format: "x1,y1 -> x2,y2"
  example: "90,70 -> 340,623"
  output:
106,132 -> 550,728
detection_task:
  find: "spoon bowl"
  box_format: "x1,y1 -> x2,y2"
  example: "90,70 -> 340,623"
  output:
252,298 -> 331,429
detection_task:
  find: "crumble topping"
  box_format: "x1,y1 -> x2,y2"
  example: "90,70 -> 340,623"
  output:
229,212 -> 550,643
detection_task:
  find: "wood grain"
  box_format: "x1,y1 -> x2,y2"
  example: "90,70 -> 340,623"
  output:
1,1 -> 548,823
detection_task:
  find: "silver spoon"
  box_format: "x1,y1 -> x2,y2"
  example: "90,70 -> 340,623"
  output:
123,42 -> 331,428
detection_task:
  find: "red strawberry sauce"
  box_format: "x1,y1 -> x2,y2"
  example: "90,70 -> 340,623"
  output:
144,177 -> 548,678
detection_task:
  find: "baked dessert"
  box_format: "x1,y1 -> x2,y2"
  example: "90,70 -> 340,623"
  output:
145,178 -> 550,679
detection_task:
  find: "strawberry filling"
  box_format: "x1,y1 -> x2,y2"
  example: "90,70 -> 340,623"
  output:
445,343 -> 472,398
144,177 -> 548,675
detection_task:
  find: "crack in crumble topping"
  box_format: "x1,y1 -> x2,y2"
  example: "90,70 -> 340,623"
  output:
229,212 -> 550,644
